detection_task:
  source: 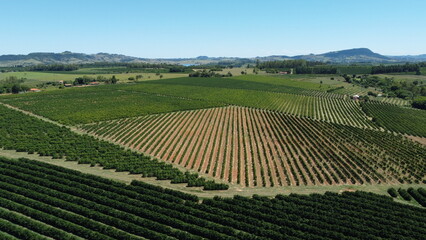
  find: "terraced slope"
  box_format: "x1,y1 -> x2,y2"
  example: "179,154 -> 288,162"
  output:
81,106 -> 426,187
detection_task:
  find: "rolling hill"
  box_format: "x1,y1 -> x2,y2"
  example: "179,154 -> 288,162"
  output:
1,48 -> 425,67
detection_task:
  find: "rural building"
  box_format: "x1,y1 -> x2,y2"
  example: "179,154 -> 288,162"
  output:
89,82 -> 100,85
29,88 -> 41,92
58,80 -> 64,84
353,95 -> 360,100
64,84 -> 73,87
279,71 -> 288,74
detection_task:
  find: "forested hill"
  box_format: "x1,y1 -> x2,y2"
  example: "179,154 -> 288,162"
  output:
0,52 -> 145,66
295,48 -> 392,63
1,48 -> 426,66
262,48 -> 394,63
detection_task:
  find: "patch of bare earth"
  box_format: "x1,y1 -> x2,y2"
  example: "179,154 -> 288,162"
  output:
405,135 -> 426,146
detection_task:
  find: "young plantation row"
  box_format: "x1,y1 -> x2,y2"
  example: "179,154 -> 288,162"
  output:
0,104 -> 227,190
81,106 -> 426,187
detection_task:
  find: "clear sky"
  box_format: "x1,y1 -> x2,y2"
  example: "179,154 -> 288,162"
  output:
1,0 -> 425,58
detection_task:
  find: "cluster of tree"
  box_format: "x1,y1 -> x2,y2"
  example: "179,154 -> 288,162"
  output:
4,62 -> 193,74
73,75 -> 118,85
343,74 -> 426,100
412,97 -> 426,110
0,76 -> 30,94
295,66 -> 337,74
257,60 -> 337,74
26,64 -> 79,72
371,63 -> 421,74
257,59 -> 325,69
188,69 -> 232,77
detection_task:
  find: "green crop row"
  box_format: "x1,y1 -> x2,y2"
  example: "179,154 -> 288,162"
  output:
0,104 -> 228,190
0,156 -> 425,240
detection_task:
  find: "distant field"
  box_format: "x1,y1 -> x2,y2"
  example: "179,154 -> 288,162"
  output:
145,76 -> 334,94
335,65 -> 372,75
375,74 -> 426,83
373,96 -> 409,106
81,106 -> 426,187
0,71 -> 187,87
270,74 -> 377,96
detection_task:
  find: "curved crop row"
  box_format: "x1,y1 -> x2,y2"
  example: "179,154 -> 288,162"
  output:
0,157 -> 425,240
81,106 -> 426,187
0,104 -> 228,190
361,101 -> 426,137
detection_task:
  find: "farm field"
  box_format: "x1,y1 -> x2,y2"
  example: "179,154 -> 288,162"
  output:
81,106 -> 426,187
269,74 -> 377,96
376,73 -> 426,83
0,71 -> 187,87
1,76 -> 377,128
388,187 -> 426,207
0,85 -> 224,124
361,101 -> 426,137
373,96 -> 410,106
0,103 -> 227,190
120,79 -> 376,128
0,156 -> 425,240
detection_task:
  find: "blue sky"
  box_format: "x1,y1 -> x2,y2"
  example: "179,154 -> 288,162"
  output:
1,0 -> 425,58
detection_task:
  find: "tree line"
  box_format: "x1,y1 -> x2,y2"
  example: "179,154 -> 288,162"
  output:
371,63 -> 421,74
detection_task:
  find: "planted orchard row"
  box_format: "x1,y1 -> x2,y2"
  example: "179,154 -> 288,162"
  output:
361,101 -> 426,137
82,106 -> 426,187
388,187 -> 426,207
124,82 -> 376,129
1,156 -> 425,240
0,104 -> 228,190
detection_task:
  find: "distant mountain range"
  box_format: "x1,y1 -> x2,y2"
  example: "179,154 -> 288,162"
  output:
258,48 -> 426,63
0,48 -> 425,67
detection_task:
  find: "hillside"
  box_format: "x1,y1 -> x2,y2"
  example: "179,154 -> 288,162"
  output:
1,48 -> 426,67
294,48 -> 392,63
0,51 -> 145,67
